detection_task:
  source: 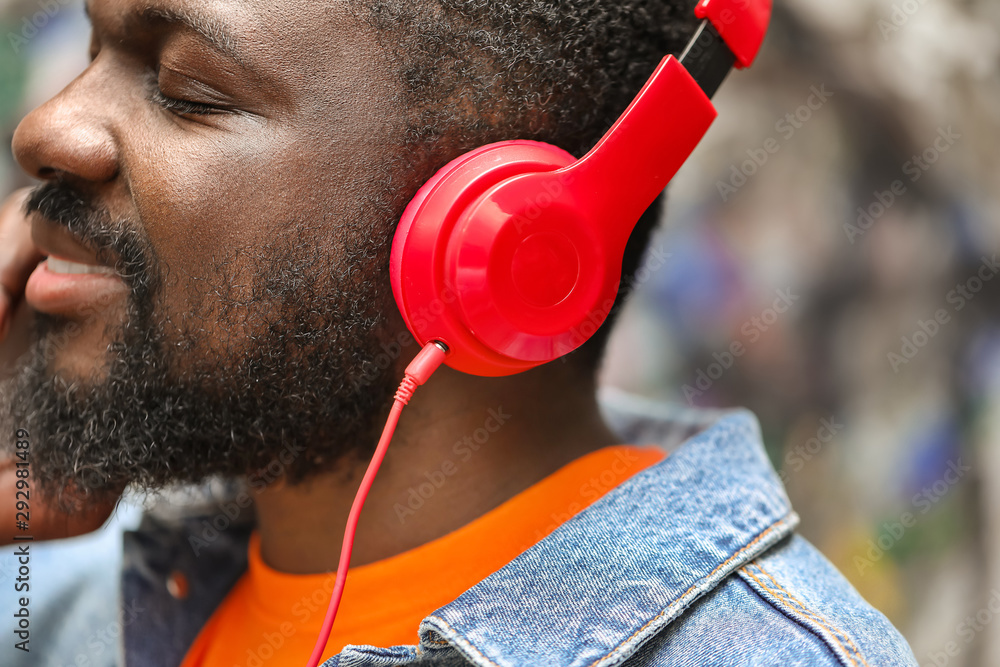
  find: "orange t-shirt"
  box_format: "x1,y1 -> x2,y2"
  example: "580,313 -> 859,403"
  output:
179,444 -> 665,667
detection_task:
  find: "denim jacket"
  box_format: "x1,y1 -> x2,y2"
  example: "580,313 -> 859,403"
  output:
1,391 -> 917,667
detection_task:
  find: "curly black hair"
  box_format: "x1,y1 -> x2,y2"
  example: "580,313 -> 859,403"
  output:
360,0 -> 701,369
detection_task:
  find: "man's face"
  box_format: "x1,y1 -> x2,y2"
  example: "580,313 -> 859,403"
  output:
2,0 -> 415,503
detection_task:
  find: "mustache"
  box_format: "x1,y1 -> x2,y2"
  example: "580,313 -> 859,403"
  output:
24,181 -> 160,303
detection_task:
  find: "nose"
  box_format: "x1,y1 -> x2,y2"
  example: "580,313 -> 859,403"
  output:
12,67 -> 119,184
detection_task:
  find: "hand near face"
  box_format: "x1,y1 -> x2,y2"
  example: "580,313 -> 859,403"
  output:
0,188 -> 117,545
0,189 -> 40,351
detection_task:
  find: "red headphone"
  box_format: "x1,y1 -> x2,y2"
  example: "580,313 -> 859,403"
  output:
390,0 -> 772,377
308,4 -> 774,663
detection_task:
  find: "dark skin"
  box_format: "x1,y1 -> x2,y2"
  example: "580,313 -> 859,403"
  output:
0,0 -> 617,572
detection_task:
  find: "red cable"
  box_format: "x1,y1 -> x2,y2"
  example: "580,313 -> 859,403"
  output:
305,342 -> 448,667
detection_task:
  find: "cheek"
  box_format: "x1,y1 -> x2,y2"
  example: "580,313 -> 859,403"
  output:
131,131 -> 282,253
121,126 -> 302,317
117,109 -> 391,341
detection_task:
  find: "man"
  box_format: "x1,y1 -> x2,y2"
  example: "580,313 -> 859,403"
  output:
0,0 -> 917,665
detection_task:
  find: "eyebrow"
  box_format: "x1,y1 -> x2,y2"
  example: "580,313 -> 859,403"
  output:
85,1 -> 250,68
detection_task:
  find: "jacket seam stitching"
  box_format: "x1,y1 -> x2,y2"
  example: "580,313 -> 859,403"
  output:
740,564 -> 869,667
424,615 -> 502,667
424,638 -> 450,646
584,515 -> 789,667
754,564 -> 870,667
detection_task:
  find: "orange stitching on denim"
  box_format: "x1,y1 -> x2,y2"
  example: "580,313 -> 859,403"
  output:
583,516 -> 790,667
756,564 -> 868,667
424,615 -> 502,667
741,565 -> 863,667
753,564 -> 870,667
423,637 -> 449,646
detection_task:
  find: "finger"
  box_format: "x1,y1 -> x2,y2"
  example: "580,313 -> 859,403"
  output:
0,460 -> 118,545
28,498 -> 118,543
0,188 -> 44,302
0,288 -> 9,341
0,298 -> 35,374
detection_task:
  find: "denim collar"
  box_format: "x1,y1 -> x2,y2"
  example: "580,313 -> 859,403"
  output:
404,408 -> 799,667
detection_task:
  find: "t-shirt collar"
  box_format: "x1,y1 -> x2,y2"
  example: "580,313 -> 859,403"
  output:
409,409 -> 799,667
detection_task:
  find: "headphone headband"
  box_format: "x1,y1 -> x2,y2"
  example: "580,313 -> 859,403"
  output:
694,0 -> 772,69
679,21 -> 735,98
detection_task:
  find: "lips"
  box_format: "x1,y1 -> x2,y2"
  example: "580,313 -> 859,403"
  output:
25,216 -> 127,317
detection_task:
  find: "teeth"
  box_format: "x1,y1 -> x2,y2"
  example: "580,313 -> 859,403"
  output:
46,257 -> 117,276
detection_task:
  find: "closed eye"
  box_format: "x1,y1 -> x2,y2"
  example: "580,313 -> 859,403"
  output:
151,88 -> 224,116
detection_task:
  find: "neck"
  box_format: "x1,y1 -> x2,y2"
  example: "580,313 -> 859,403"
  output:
253,358 -> 617,574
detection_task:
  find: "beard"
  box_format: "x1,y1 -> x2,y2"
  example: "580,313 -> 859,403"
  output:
0,181 -> 402,509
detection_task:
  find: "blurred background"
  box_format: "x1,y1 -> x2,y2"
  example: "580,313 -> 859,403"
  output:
603,0 -> 1000,665
0,0 -> 997,665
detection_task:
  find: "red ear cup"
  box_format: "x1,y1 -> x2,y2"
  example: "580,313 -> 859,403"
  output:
391,55 -> 721,377
391,140 -> 597,377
